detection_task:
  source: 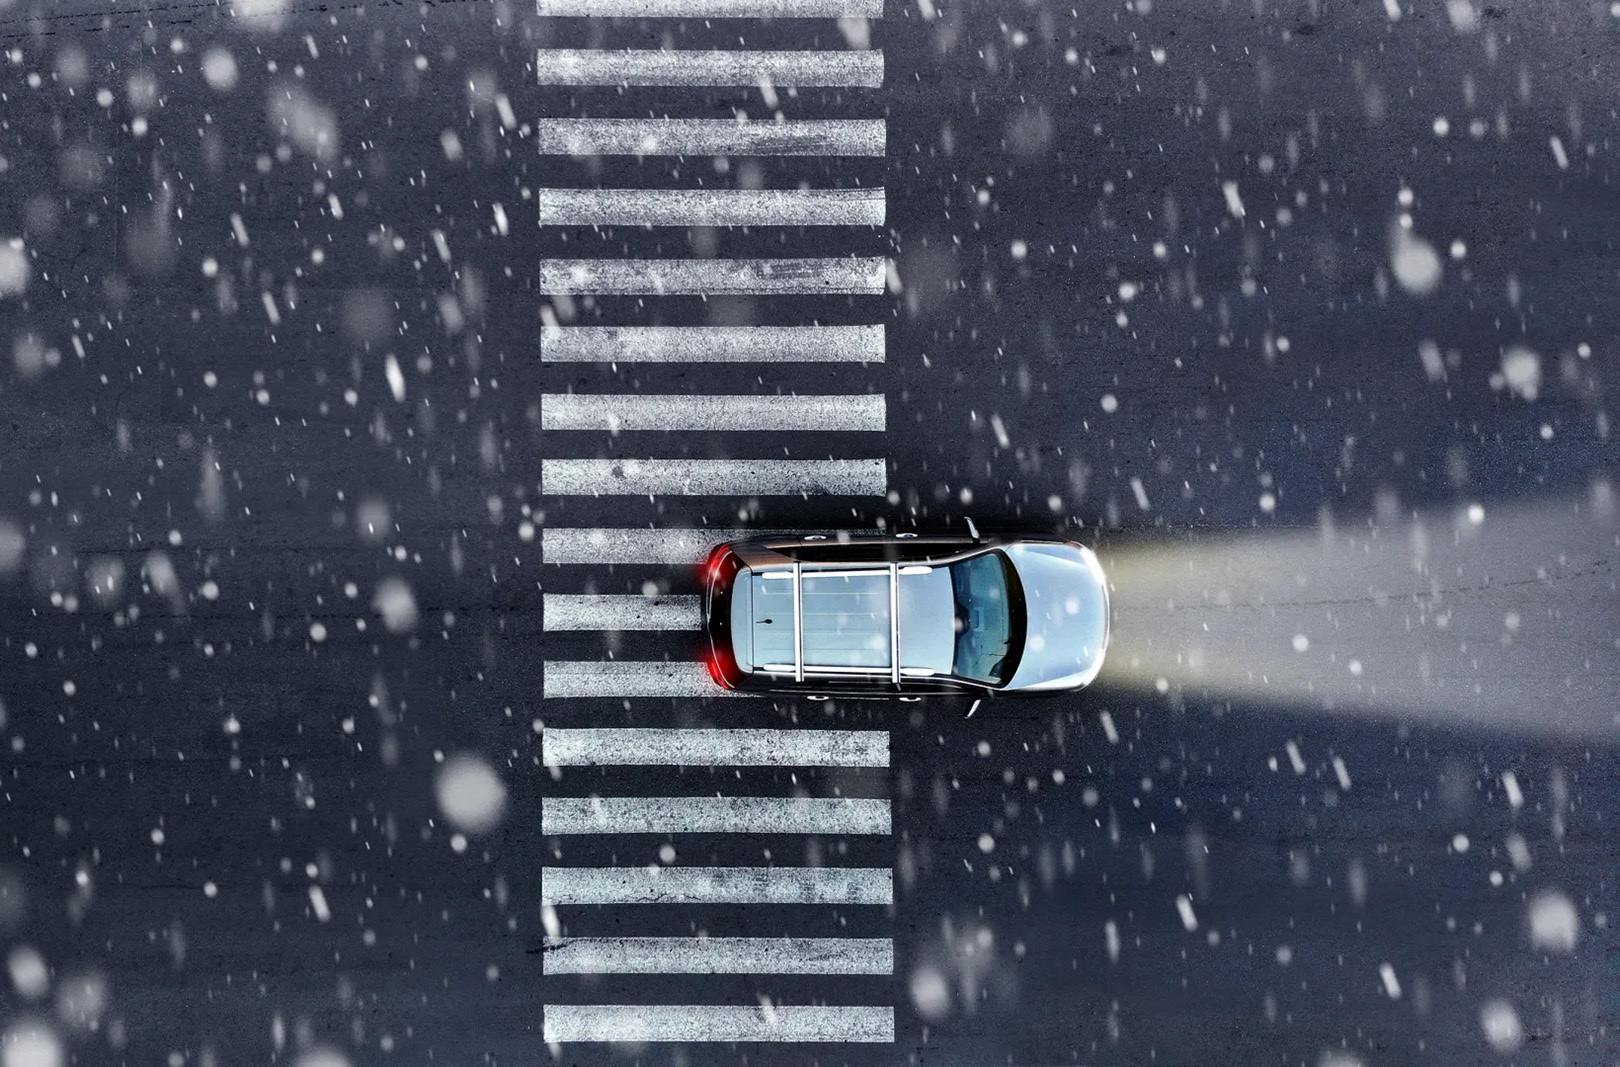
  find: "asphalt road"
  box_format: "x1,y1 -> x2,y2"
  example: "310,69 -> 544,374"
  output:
0,1 -> 1615,1065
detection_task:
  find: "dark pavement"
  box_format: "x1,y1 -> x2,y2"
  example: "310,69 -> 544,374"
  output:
0,1 -> 1615,1065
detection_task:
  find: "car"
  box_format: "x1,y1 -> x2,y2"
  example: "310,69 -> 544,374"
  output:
701,529 -> 1110,699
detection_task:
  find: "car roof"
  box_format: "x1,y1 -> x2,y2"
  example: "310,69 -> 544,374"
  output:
731,555 -> 974,683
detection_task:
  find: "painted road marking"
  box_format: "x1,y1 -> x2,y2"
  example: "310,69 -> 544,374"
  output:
543,660 -> 732,699
535,49 -> 883,87
537,187 -> 885,227
541,865 -> 893,905
542,796 -> 891,835
541,526 -> 764,565
542,936 -> 893,974
534,118 -> 885,156
537,257 -> 887,295
541,324 -> 885,364
540,393 -> 886,432
542,593 -> 700,631
542,1004 -> 894,1044
541,728 -> 890,767
540,458 -> 888,496
536,0 -> 884,17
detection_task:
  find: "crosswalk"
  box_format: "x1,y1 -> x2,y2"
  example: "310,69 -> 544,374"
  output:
533,0 -> 894,1049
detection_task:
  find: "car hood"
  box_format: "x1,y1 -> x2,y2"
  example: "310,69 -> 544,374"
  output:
1003,542 -> 1110,691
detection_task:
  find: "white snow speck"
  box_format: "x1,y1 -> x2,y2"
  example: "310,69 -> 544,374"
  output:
1418,339 -> 1445,381
1100,393 -> 1118,413
1446,0 -> 1480,31
1220,180 -> 1246,219
267,83 -> 340,164
435,754 -> 508,835
1098,710 -> 1119,744
1285,740 -> 1307,775
1479,999 -> 1523,1052
0,519 -> 26,575
232,0 -> 293,32
1104,919 -> 1121,962
54,971 -> 107,1032
0,1020 -> 63,1067
1391,228 -> 1442,295
6,946 -> 47,999
384,355 -> 407,402
1549,136 -> 1569,170
909,965 -> 950,1021
1500,346 -> 1541,400
1332,756 -> 1352,791
1382,0 -> 1402,18
294,1050 -> 351,1067
1501,771 -> 1524,809
837,15 -> 871,48
12,333 -> 52,380
356,497 -> 392,544
989,413 -> 1010,449
1129,477 -> 1150,511
371,577 -> 419,633
0,239 -> 30,297
202,48 -> 238,91
1175,894 -> 1198,931
1527,889 -> 1579,952
1378,962 -> 1402,999
308,885 -> 331,922
1291,633 -> 1310,653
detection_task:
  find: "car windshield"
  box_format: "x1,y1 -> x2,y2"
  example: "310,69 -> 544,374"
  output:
948,551 -> 1024,684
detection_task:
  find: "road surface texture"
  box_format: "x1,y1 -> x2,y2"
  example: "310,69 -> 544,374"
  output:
0,1 -> 1614,1066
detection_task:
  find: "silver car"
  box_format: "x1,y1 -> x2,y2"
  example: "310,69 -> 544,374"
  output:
702,531 -> 1110,698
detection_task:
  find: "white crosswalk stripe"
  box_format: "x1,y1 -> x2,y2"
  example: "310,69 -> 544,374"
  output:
536,0 -> 884,18
542,865 -> 892,905
541,936 -> 893,975
540,458 -> 888,496
541,593 -> 699,631
537,187 -> 885,226
543,660 -> 730,699
541,393 -> 885,432
542,1005 -> 894,1044
534,118 -> 885,156
541,325 -> 885,364
537,256 -> 887,295
541,728 -> 889,767
534,5 -> 893,1045
535,49 -> 884,87
542,796 -> 891,835
540,526 -> 774,564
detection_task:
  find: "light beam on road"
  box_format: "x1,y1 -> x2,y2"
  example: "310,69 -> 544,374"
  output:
1101,491 -> 1618,739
